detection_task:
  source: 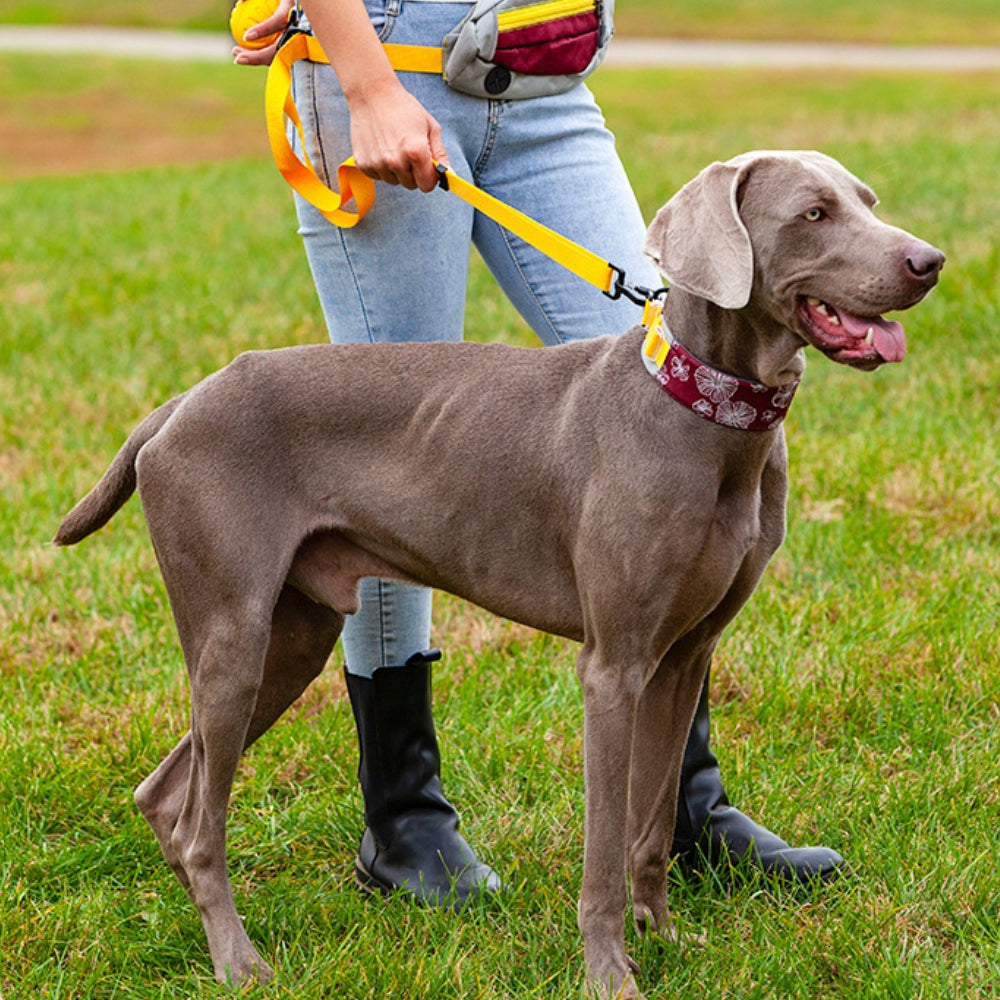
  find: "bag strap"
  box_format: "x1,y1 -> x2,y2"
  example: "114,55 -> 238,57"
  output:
265,30 -> 659,305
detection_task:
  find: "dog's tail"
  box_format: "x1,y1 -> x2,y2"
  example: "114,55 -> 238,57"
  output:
53,393 -> 186,547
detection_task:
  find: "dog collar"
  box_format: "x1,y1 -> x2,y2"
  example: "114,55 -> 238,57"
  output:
641,321 -> 799,432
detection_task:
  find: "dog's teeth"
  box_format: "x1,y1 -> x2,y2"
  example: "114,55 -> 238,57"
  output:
816,301 -> 840,324
865,327 -> 875,345
807,298 -> 843,326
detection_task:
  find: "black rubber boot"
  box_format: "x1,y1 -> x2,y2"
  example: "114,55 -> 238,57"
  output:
345,649 -> 501,907
671,670 -> 846,882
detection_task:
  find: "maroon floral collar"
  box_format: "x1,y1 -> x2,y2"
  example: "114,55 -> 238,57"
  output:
641,325 -> 799,432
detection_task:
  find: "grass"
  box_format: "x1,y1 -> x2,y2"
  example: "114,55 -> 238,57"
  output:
611,0 -> 1000,45
0,1 -> 234,33
3,0 -> 1000,45
0,53 -> 269,181
2,44 -> 999,1000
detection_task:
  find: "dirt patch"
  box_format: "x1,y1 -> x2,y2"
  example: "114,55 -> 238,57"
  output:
0,53 -> 270,180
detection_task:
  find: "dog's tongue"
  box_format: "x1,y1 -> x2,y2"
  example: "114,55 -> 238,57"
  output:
841,310 -> 907,362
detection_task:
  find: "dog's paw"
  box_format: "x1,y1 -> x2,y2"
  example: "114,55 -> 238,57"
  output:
633,903 -> 706,952
215,944 -> 274,988
584,967 -> 646,1000
584,950 -> 646,1000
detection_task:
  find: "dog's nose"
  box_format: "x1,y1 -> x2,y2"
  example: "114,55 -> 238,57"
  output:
906,242 -> 945,283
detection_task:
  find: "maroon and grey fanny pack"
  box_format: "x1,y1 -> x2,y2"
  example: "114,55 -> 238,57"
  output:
442,0 -> 614,98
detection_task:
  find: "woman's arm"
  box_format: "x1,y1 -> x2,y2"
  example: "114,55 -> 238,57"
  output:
300,0 -> 448,191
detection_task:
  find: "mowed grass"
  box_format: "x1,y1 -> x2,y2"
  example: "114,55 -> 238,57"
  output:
0,53 -> 269,181
1,49 -> 999,1000
3,0 -> 1000,44
611,0 -> 1000,45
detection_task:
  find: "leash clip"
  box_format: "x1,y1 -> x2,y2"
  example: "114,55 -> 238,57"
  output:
274,6 -> 303,52
605,266 -> 669,307
434,163 -> 450,191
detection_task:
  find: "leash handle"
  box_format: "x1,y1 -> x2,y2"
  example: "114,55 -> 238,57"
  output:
265,31 -> 655,301
265,32 -> 374,228
265,32 -> 447,229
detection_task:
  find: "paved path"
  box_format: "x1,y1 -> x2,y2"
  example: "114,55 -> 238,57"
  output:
606,38 -> 1000,71
2,24 -> 1000,71
0,26 -> 233,61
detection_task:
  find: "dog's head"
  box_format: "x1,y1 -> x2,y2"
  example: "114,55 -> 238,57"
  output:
643,150 -> 944,370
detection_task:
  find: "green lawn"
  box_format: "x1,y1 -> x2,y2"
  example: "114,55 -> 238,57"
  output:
612,0 -> 1000,44
1,48 -> 999,1000
0,52 -> 268,181
2,0 -> 999,44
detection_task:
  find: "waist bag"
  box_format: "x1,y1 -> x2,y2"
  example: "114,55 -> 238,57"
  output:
442,0 -> 614,98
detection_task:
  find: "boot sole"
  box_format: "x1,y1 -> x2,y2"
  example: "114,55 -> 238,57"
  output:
354,858 -> 394,897
353,856 -> 503,909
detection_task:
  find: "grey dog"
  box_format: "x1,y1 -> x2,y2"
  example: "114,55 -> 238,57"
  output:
57,152 -> 943,998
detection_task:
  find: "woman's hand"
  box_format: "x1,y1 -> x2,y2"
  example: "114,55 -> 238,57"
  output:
232,0 -> 296,66
347,81 -> 449,193
300,0 -> 451,192
239,0 -> 451,192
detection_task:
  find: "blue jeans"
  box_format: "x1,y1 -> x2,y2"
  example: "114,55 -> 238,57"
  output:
293,0 -> 659,676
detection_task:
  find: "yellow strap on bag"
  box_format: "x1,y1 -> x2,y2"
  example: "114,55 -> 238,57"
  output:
265,31 -> 654,300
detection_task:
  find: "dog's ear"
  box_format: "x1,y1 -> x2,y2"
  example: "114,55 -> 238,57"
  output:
643,159 -> 754,310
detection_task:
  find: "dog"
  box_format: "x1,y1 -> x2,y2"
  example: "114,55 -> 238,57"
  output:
56,151 -> 943,998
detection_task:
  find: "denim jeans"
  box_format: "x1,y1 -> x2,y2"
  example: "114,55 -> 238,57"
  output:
293,0 -> 659,676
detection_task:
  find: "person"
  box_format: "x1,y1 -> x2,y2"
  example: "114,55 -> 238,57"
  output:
234,0 -> 846,906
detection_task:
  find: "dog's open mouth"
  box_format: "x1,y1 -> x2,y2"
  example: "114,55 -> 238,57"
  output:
797,296 -> 906,367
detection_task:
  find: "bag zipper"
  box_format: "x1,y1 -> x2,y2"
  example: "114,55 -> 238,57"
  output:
496,0 -> 596,33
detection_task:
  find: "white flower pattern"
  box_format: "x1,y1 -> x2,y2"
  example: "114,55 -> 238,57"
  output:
669,355 -> 691,381
649,336 -> 800,432
771,383 -> 797,409
716,400 -> 758,429
694,365 -> 738,403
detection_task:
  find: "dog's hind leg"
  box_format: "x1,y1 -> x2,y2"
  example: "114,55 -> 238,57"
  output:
134,585 -> 342,982
136,585 -> 342,889
173,607 -> 274,984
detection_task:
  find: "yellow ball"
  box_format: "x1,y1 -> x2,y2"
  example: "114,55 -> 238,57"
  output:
230,0 -> 284,50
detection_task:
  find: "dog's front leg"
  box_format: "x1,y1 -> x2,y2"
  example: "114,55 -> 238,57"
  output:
576,648 -> 645,1000
627,647 -> 710,946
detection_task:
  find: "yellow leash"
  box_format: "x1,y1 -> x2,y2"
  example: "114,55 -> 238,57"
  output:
430,162 -> 620,295
266,30 -> 664,312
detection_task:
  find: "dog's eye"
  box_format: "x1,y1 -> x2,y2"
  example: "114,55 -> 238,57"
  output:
804,207 -> 826,222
